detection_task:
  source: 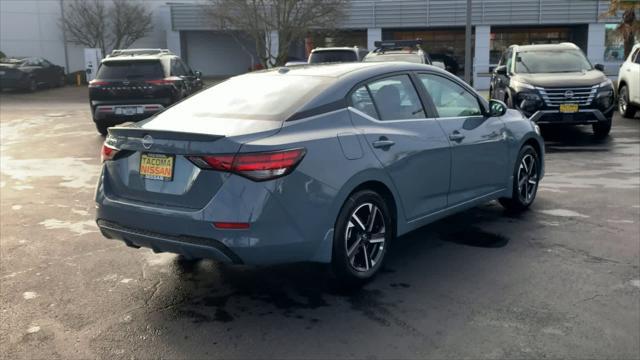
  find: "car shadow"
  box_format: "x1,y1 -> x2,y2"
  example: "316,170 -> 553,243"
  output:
540,124 -> 614,152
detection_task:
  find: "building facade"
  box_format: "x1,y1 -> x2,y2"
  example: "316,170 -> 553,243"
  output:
0,0 -> 631,90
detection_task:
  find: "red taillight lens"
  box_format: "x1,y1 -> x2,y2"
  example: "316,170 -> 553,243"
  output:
146,79 -> 175,85
89,80 -> 110,88
188,148 -> 305,181
101,143 -> 119,162
213,222 -> 250,230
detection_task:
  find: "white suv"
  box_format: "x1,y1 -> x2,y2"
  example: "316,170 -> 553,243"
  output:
617,43 -> 640,118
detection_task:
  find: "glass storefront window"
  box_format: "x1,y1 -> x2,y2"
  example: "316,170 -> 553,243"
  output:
604,24 -> 625,61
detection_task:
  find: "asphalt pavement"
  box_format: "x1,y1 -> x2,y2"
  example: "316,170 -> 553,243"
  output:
1,86 -> 639,359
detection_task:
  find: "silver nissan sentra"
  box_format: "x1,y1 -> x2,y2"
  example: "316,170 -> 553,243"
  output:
96,62 -> 544,284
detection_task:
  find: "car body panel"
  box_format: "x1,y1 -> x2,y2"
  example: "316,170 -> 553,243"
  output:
617,44 -> 640,106
96,62 -> 544,265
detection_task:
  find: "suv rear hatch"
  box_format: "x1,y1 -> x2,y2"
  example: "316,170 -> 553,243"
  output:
90,59 -> 173,102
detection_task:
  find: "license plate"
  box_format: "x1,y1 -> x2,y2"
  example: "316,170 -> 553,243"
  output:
559,104 -> 578,113
139,153 -> 174,181
116,106 -> 142,116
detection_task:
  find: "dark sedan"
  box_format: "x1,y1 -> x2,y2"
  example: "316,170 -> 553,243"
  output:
0,57 -> 66,92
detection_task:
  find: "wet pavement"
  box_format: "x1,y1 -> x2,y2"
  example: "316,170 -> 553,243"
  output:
1,87 -> 639,359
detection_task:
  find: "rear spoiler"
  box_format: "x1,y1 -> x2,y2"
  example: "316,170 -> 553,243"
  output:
107,127 -> 225,142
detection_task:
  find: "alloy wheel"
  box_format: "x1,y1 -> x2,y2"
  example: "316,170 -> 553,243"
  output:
517,154 -> 538,205
344,202 -> 386,273
619,87 -> 628,114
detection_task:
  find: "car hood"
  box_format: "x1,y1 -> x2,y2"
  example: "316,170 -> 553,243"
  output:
514,70 -> 606,88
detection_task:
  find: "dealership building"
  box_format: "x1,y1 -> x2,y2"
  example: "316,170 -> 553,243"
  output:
0,0 -> 630,89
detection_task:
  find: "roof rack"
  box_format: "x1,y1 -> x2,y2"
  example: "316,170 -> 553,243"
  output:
107,49 -> 174,58
372,40 -> 423,54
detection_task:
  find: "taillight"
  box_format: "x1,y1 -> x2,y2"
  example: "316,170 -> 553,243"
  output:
188,148 -> 306,181
101,143 -> 119,162
89,80 -> 110,88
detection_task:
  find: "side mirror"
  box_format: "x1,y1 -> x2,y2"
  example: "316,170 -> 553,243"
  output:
594,64 -> 605,72
488,99 -> 508,117
194,70 -> 202,79
495,65 -> 508,76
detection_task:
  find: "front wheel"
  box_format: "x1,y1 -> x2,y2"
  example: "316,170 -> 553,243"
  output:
592,118 -> 612,139
618,85 -> 637,119
331,190 -> 393,286
499,145 -> 540,212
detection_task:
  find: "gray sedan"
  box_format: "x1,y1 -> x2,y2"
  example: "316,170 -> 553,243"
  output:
96,62 -> 544,284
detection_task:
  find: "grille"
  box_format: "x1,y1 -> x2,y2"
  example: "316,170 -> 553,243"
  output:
536,86 -> 597,107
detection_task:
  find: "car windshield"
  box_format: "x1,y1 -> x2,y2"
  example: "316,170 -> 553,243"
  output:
96,60 -> 164,80
515,50 -> 593,73
309,50 -> 358,63
151,73 -> 332,121
364,53 -> 423,64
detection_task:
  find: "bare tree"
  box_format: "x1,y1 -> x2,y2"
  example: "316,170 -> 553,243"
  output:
208,0 -> 347,68
602,0 -> 640,59
60,0 -> 154,56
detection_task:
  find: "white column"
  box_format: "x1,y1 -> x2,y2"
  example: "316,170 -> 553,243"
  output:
367,28 -> 382,51
161,6 -> 181,57
587,23 -> 606,66
267,30 -> 279,67
473,25 -> 491,90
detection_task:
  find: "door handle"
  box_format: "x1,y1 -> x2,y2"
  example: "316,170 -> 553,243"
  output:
449,131 -> 465,142
372,138 -> 395,149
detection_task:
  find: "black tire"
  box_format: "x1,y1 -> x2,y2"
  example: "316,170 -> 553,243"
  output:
592,118 -> 612,139
96,123 -> 109,136
331,190 -> 393,286
618,85 -> 638,119
499,145 -> 540,213
57,75 -> 66,88
26,78 -> 37,92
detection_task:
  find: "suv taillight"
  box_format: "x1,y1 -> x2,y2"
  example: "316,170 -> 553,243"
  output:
89,80 -> 111,88
188,148 -> 306,181
101,143 -> 119,162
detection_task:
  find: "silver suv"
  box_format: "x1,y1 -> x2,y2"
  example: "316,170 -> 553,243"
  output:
308,47 -> 368,64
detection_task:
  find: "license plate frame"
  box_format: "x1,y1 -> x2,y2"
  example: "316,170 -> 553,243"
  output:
559,103 -> 579,113
139,153 -> 175,181
116,106 -> 143,116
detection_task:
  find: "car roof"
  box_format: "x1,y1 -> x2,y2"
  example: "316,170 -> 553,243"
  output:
311,47 -> 358,52
513,43 -> 580,52
101,55 -> 172,63
254,61 -> 437,79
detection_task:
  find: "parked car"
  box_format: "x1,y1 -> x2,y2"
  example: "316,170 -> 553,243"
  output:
308,47 -> 368,64
363,40 -> 432,65
96,62 -> 544,284
617,43 -> 640,119
0,56 -> 66,91
490,43 -> 615,138
89,49 -> 203,135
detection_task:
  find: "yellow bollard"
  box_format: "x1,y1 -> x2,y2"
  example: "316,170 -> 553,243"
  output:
76,73 -> 81,86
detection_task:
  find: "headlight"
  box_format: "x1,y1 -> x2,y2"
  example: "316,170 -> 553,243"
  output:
511,79 -> 535,90
598,79 -> 613,88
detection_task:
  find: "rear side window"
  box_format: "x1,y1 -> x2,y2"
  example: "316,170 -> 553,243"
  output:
418,73 -> 482,117
309,50 -> 358,64
350,86 -> 378,119
634,49 -> 640,64
96,60 -> 164,80
365,75 -> 425,121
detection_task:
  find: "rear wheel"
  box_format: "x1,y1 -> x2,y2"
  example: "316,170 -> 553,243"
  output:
96,123 -> 108,136
499,145 -> 540,212
27,78 -> 37,92
57,74 -> 66,88
618,85 -> 637,118
592,118 -> 612,139
331,190 -> 392,286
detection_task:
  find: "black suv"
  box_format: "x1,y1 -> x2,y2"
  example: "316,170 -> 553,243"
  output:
363,40 -> 432,65
490,43 -> 614,138
89,49 -> 203,135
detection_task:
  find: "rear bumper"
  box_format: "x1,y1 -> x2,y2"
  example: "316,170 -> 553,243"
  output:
529,107 -> 614,124
97,219 -> 243,264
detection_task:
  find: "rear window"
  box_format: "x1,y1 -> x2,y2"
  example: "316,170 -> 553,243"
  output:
96,60 -> 164,80
153,73 -> 332,121
309,50 -> 358,64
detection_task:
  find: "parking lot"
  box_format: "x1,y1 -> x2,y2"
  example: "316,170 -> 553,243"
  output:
1,86 -> 639,359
